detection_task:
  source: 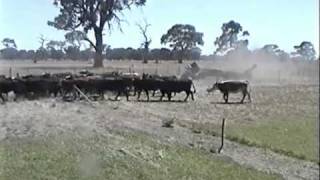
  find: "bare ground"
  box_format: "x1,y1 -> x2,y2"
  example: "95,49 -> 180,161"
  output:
0,60 -> 319,179
0,84 -> 318,180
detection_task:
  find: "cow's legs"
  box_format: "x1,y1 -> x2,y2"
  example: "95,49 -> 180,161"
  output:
125,90 -> 129,101
0,93 -> 5,103
114,91 -> 121,101
184,91 -> 190,102
145,90 -> 149,101
152,90 -> 156,97
167,92 -> 172,101
160,91 -> 165,101
99,91 -> 105,100
223,93 -> 228,103
190,91 -> 194,101
246,90 -> 252,102
137,90 -> 142,100
240,91 -> 246,103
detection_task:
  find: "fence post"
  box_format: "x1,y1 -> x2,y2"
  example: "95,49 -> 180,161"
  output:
9,67 -> 12,78
278,70 -> 281,85
218,118 -> 226,153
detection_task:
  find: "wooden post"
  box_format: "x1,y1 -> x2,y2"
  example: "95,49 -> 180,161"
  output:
9,67 -> 12,78
278,70 -> 281,85
218,118 -> 226,153
73,85 -> 96,108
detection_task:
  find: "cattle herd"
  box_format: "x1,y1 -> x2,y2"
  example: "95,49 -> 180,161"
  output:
0,68 -> 253,104
0,70 -> 198,103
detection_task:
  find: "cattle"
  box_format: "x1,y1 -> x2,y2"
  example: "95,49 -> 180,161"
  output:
0,77 -> 26,102
159,79 -> 196,101
207,80 -> 251,103
60,76 -> 132,101
21,74 -> 61,98
146,74 -> 178,97
133,76 -> 160,101
0,78 -> 14,102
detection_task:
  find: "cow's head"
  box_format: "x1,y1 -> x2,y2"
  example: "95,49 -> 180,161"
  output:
206,82 -> 218,93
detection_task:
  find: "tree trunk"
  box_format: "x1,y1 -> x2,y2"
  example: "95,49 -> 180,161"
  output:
93,29 -> 103,68
178,50 -> 184,64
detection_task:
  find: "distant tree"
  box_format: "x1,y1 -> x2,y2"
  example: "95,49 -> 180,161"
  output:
46,40 -> 65,60
2,38 -> 17,48
214,20 -> 249,55
161,24 -> 204,63
292,41 -> 316,61
65,30 -> 85,48
64,46 -> 80,60
80,48 -> 94,61
190,47 -> 201,60
35,48 -> 49,61
27,50 -> 36,59
48,0 -> 147,67
38,34 -> 47,49
0,48 -> 18,60
46,40 -> 66,51
160,48 -> 172,60
34,34 -> 49,61
17,49 -> 28,59
0,38 -> 18,59
137,20 -> 151,63
260,44 -> 289,61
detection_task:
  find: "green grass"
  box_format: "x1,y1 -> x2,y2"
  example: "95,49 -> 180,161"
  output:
179,116 -> 318,163
0,132 -> 281,180
226,117 -> 319,162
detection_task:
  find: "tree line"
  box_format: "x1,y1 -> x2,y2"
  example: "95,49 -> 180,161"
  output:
0,0 -> 318,65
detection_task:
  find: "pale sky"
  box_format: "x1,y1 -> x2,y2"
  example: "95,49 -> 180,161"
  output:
0,0 -> 319,55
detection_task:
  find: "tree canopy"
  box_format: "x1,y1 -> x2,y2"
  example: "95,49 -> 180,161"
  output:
292,41 -> 316,61
2,38 -> 17,49
161,24 -> 204,63
48,0 -> 147,67
214,20 -> 249,55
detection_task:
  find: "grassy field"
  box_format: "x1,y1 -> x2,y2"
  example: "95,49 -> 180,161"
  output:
226,85 -> 319,162
0,59 -> 318,179
0,132 -> 281,180
178,85 -> 319,163
226,118 -> 318,162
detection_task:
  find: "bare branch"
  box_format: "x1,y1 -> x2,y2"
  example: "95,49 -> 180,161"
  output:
83,37 -> 97,51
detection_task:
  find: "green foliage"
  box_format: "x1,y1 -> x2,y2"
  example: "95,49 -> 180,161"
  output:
48,0 -> 147,67
0,132 -> 281,180
1,38 -> 17,49
161,24 -> 204,62
214,20 -> 249,55
227,118 -> 319,162
65,30 -> 86,48
292,41 -> 316,61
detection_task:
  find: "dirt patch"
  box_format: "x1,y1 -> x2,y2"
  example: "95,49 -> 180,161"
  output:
0,91 -> 318,180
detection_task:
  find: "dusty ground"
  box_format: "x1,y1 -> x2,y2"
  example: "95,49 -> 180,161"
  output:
0,59 -> 319,179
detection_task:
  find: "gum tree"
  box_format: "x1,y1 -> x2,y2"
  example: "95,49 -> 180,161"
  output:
161,24 -> 204,63
48,0 -> 146,67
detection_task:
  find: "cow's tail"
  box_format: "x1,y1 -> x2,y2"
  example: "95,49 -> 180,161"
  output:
192,82 -> 196,93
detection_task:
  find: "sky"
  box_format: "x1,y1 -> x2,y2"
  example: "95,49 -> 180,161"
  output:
0,0 -> 319,55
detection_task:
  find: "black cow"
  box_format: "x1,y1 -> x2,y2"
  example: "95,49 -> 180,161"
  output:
133,77 -> 160,101
0,77 -> 26,102
93,77 -> 132,101
159,79 -> 196,101
21,75 -> 61,98
61,76 -> 132,101
207,80 -> 251,103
